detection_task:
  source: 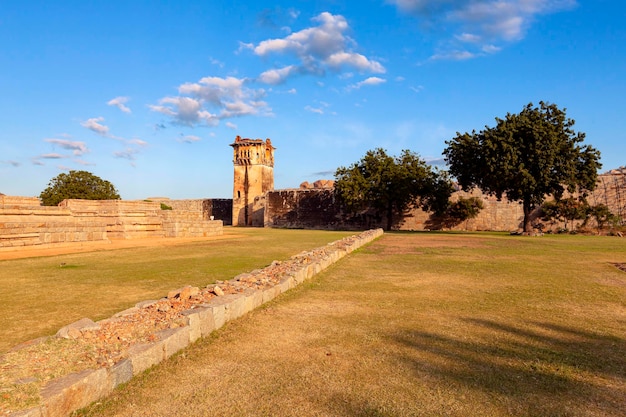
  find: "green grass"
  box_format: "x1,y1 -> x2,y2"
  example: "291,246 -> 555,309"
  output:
0,227 -> 354,354
74,231 -> 626,417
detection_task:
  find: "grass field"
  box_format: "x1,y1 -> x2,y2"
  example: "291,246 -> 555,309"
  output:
0,228 -> 355,354
70,231 -> 626,417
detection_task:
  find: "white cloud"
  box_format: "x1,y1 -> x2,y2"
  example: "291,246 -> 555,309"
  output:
225,122 -> 237,129
258,65 -> 300,85
107,96 -> 131,113
40,153 -> 65,159
252,12 -> 385,84
430,50 -> 476,61
149,96 -> 219,126
44,138 -> 89,156
150,76 -> 272,127
127,138 -> 148,146
81,117 -> 110,136
482,44 -> 502,53
74,159 -> 96,166
178,135 -> 202,144
389,0 -> 577,59
346,76 -> 387,91
113,147 -> 139,161
305,105 -> 324,114
456,32 -> 481,43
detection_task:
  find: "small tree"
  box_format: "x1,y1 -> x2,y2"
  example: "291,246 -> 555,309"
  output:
40,170 -> 121,206
540,198 -> 588,232
443,196 -> 484,229
443,102 -> 602,233
589,204 -> 616,233
334,148 -> 452,230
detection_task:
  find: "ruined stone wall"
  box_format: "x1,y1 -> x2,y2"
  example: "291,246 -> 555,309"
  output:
159,210 -> 223,238
265,170 -> 626,232
265,188 -> 524,231
60,199 -> 165,239
265,189 -> 351,229
0,196 -> 109,248
587,169 -> 626,222
0,197 -> 224,249
144,199 -> 233,226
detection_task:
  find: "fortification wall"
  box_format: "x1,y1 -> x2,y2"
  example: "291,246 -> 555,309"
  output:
265,188 -> 525,231
0,197 -> 224,249
265,170 -> 626,232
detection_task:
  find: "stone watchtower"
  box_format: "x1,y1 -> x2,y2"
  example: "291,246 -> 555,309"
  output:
230,136 -> 275,226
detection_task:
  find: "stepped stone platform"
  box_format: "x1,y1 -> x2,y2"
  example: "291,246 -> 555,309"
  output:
1,229 -> 383,417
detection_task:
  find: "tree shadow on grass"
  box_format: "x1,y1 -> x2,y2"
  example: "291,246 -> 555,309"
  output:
391,318 -> 626,416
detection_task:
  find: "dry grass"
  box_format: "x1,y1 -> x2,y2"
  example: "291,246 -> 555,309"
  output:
0,227 -> 354,354
74,232 -> 626,417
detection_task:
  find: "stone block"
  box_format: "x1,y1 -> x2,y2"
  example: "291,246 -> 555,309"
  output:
56,318 -> 100,340
190,306 -> 216,338
156,327 -> 191,358
262,286 -> 280,303
243,288 -> 263,312
127,341 -> 165,375
41,368 -> 110,417
204,300 -> 227,330
224,293 -> 247,321
278,276 -> 294,293
108,358 -> 133,388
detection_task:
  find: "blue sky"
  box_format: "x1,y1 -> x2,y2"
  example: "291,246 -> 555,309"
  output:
1,0 -> 624,199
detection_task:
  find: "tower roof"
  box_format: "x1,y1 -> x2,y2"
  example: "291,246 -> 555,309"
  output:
230,135 -> 275,149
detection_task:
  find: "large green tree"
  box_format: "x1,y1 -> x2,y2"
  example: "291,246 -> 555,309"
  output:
443,102 -> 601,233
39,170 -> 121,206
334,148 -> 452,230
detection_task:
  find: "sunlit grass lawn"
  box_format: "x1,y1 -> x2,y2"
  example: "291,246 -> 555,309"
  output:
77,231 -> 626,417
0,227 -> 355,354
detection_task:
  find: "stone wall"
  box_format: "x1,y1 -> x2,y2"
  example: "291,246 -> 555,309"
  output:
0,197 -> 224,249
0,196 -> 109,248
264,188 -> 525,231
143,198 -> 233,225
265,170 -> 626,232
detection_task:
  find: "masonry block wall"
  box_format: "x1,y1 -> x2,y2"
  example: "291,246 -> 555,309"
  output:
0,197 -> 224,248
264,188 -> 525,231
265,171 -> 626,232
0,196 -> 109,248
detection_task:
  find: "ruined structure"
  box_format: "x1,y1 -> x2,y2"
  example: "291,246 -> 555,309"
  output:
230,136 -> 275,226
0,196 -> 228,249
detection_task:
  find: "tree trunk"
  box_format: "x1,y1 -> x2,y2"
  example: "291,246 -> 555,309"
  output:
523,199 -> 533,234
386,203 -> 393,231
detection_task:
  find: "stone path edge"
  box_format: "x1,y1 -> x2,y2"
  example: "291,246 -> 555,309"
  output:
8,229 -> 384,417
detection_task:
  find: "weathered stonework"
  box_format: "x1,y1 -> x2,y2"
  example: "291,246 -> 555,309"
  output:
0,198 -> 224,249
263,169 -> 626,232
230,136 -> 275,226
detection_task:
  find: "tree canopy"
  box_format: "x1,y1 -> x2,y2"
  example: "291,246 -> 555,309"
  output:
334,148 -> 452,230
443,102 -> 602,233
39,170 -> 121,206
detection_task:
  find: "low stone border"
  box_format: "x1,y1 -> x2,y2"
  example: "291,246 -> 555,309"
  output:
7,229 -> 383,417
